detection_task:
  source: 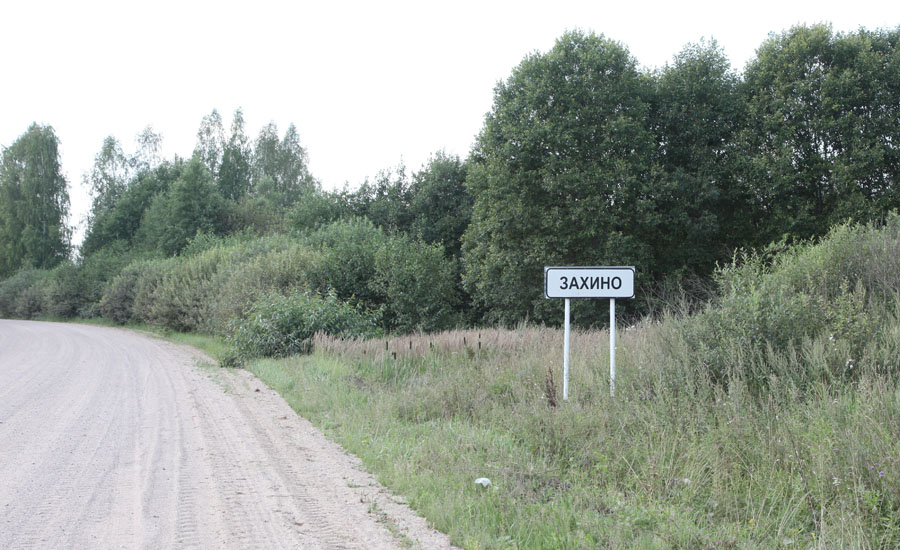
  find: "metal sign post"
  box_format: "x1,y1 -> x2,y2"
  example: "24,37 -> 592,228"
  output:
563,298 -> 570,400
610,297 -> 616,397
544,266 -> 635,399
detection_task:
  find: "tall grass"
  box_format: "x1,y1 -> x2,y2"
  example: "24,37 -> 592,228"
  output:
247,218 -> 900,548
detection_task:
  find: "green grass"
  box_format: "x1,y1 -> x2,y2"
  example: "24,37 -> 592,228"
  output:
27,218 -> 900,548
246,325 -> 900,549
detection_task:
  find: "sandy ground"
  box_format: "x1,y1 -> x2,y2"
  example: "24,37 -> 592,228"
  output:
0,320 -> 454,549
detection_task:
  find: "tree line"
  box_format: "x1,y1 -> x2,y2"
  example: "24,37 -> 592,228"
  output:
1,23 -> 899,328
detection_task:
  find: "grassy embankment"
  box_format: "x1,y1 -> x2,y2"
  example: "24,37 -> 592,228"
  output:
245,220 -> 900,548
23,219 -> 900,547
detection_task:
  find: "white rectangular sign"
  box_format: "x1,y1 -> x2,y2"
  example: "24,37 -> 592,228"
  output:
544,266 -> 635,299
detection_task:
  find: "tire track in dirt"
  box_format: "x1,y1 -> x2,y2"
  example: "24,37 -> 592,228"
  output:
0,320 -> 454,549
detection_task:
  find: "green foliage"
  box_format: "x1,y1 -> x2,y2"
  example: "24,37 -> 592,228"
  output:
83,160 -> 183,256
372,235 -> 461,332
408,152 -> 472,256
304,218 -> 461,332
218,109 -> 253,201
650,40 -> 748,272
252,122 -> 315,205
208,243 -> 319,333
161,157 -> 225,255
40,261 -> 87,318
345,165 -> 413,234
303,217 -> 388,307
742,24 -> 900,243
462,30 -> 656,325
675,217 -> 900,391
229,291 -> 378,359
130,257 -> 180,324
146,245 -> 234,331
0,268 -> 47,318
99,261 -> 145,323
0,124 -> 71,277
84,136 -> 131,216
194,109 -> 225,180
288,187 -> 351,233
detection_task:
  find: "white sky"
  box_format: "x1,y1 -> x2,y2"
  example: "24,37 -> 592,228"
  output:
2,0 -> 898,246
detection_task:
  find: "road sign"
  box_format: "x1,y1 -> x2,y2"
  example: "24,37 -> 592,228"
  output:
544,266 -> 635,400
544,266 -> 635,299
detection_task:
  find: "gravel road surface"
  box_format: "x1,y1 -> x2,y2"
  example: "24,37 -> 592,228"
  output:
0,320 -> 453,549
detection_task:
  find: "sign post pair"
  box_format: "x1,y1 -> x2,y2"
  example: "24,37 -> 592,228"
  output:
544,266 -> 635,399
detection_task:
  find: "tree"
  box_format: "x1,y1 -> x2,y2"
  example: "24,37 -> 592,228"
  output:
219,108 -> 252,201
742,24 -> 900,242
649,40 -> 749,272
348,164 -> 413,234
134,126 -> 163,172
82,160 -> 183,256
252,122 -> 315,204
84,136 -> 131,213
194,109 -> 225,180
462,30 -> 656,324
134,157 -> 222,256
159,157 -> 223,255
0,124 -> 71,276
409,151 -> 471,256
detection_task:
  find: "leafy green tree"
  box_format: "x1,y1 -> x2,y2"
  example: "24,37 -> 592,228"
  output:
289,186 -> 351,232
0,124 -> 71,276
462,30 -> 656,324
409,151 -> 471,256
136,157 -> 223,256
649,40 -> 749,272
194,109 -> 225,180
348,164 -> 413,234
133,125 -> 163,172
252,122 -> 315,204
742,24 -> 900,242
82,160 -> 183,256
373,234 -> 461,332
219,108 -> 252,201
84,136 -> 131,213
160,157 -> 224,255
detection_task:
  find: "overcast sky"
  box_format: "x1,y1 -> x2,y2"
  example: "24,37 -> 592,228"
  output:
2,0 -> 899,245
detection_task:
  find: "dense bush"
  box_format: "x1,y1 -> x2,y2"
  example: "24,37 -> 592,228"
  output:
0,268 -> 43,318
131,257 -> 180,324
208,243 -> 319,333
372,235 -> 461,332
146,246 -> 234,332
671,217 -> 900,391
303,217 -> 387,307
41,262 -> 86,318
303,217 -> 462,332
99,260 -> 153,323
229,291 -> 379,359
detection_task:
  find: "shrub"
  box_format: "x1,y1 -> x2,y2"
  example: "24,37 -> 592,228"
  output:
302,217 -> 387,307
208,244 -> 320,333
131,257 -> 180,323
41,262 -> 86,318
229,291 -> 379,359
372,235 -> 461,332
147,248 -> 228,332
303,218 -> 463,332
99,260 -> 155,324
673,217 -> 900,391
0,268 -> 46,318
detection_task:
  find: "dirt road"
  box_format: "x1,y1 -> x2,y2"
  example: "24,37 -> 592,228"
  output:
0,320 -> 453,549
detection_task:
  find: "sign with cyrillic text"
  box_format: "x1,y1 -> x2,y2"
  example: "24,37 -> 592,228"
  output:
544,266 -> 635,299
